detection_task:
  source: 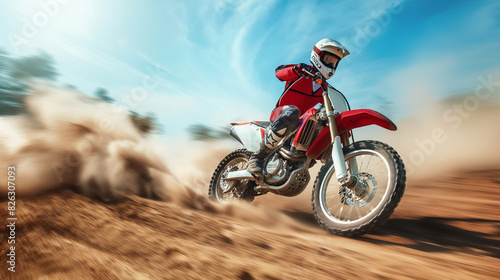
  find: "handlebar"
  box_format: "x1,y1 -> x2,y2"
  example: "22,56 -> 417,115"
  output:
302,69 -> 330,91
302,69 -> 345,98
302,67 -> 351,113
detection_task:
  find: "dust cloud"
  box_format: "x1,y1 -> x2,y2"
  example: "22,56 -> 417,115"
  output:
0,82 -> 182,202
377,91 -> 500,181
0,81 -> 313,232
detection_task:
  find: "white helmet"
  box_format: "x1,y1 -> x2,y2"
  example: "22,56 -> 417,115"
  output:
310,38 -> 350,79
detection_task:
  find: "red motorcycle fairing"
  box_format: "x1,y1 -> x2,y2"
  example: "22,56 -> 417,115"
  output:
306,109 -> 397,159
292,106 -> 318,147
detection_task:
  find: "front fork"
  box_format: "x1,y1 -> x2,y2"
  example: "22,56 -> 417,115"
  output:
322,93 -> 358,187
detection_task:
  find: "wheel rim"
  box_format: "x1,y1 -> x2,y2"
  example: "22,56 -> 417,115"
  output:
319,149 -> 394,225
215,157 -> 250,203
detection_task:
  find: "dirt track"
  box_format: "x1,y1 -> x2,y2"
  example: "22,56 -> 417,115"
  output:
1,167 -> 499,280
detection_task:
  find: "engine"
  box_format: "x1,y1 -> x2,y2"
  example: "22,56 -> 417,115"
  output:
264,153 -> 290,185
261,147 -> 312,196
263,144 -> 308,186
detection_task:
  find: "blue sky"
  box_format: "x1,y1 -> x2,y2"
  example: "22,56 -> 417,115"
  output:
1,0 -> 499,138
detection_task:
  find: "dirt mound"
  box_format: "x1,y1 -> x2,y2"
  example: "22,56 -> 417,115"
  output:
1,167 -> 499,279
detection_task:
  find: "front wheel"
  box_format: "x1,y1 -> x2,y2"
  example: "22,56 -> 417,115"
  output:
312,140 -> 406,236
209,149 -> 256,203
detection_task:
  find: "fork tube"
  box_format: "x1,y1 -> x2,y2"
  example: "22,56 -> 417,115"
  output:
322,93 -> 349,182
342,132 -> 359,175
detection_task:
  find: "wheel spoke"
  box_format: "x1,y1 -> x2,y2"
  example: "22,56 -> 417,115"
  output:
364,155 -> 373,173
368,160 -> 383,173
326,193 -> 338,200
346,204 -> 355,221
354,205 -> 362,219
336,204 -> 344,219
360,204 -> 369,216
358,155 -> 366,172
372,169 -> 387,178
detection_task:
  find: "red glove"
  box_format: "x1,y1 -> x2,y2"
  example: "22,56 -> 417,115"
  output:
293,63 -> 310,76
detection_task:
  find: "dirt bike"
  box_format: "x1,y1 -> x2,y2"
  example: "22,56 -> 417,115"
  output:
209,70 -> 406,236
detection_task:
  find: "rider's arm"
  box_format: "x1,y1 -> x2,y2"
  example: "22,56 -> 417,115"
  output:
275,64 -> 300,81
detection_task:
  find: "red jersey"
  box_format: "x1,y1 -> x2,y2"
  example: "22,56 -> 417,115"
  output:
274,64 -> 324,115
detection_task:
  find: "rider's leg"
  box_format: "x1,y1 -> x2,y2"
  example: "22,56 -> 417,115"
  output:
247,105 -> 300,177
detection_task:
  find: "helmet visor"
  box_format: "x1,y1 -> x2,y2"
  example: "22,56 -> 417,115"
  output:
322,52 -> 340,69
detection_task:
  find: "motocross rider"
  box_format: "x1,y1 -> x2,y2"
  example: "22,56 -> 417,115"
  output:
247,38 -> 350,178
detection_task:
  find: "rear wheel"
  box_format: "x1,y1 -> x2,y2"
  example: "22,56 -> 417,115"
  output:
312,140 -> 406,236
209,149 -> 255,203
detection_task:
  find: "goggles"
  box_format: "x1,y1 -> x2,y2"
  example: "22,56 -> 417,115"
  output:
322,52 -> 340,69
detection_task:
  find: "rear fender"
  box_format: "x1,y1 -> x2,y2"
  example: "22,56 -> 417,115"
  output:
230,122 -> 266,152
306,109 -> 397,159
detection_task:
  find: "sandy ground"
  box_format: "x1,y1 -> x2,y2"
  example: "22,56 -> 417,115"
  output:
1,166 -> 499,280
